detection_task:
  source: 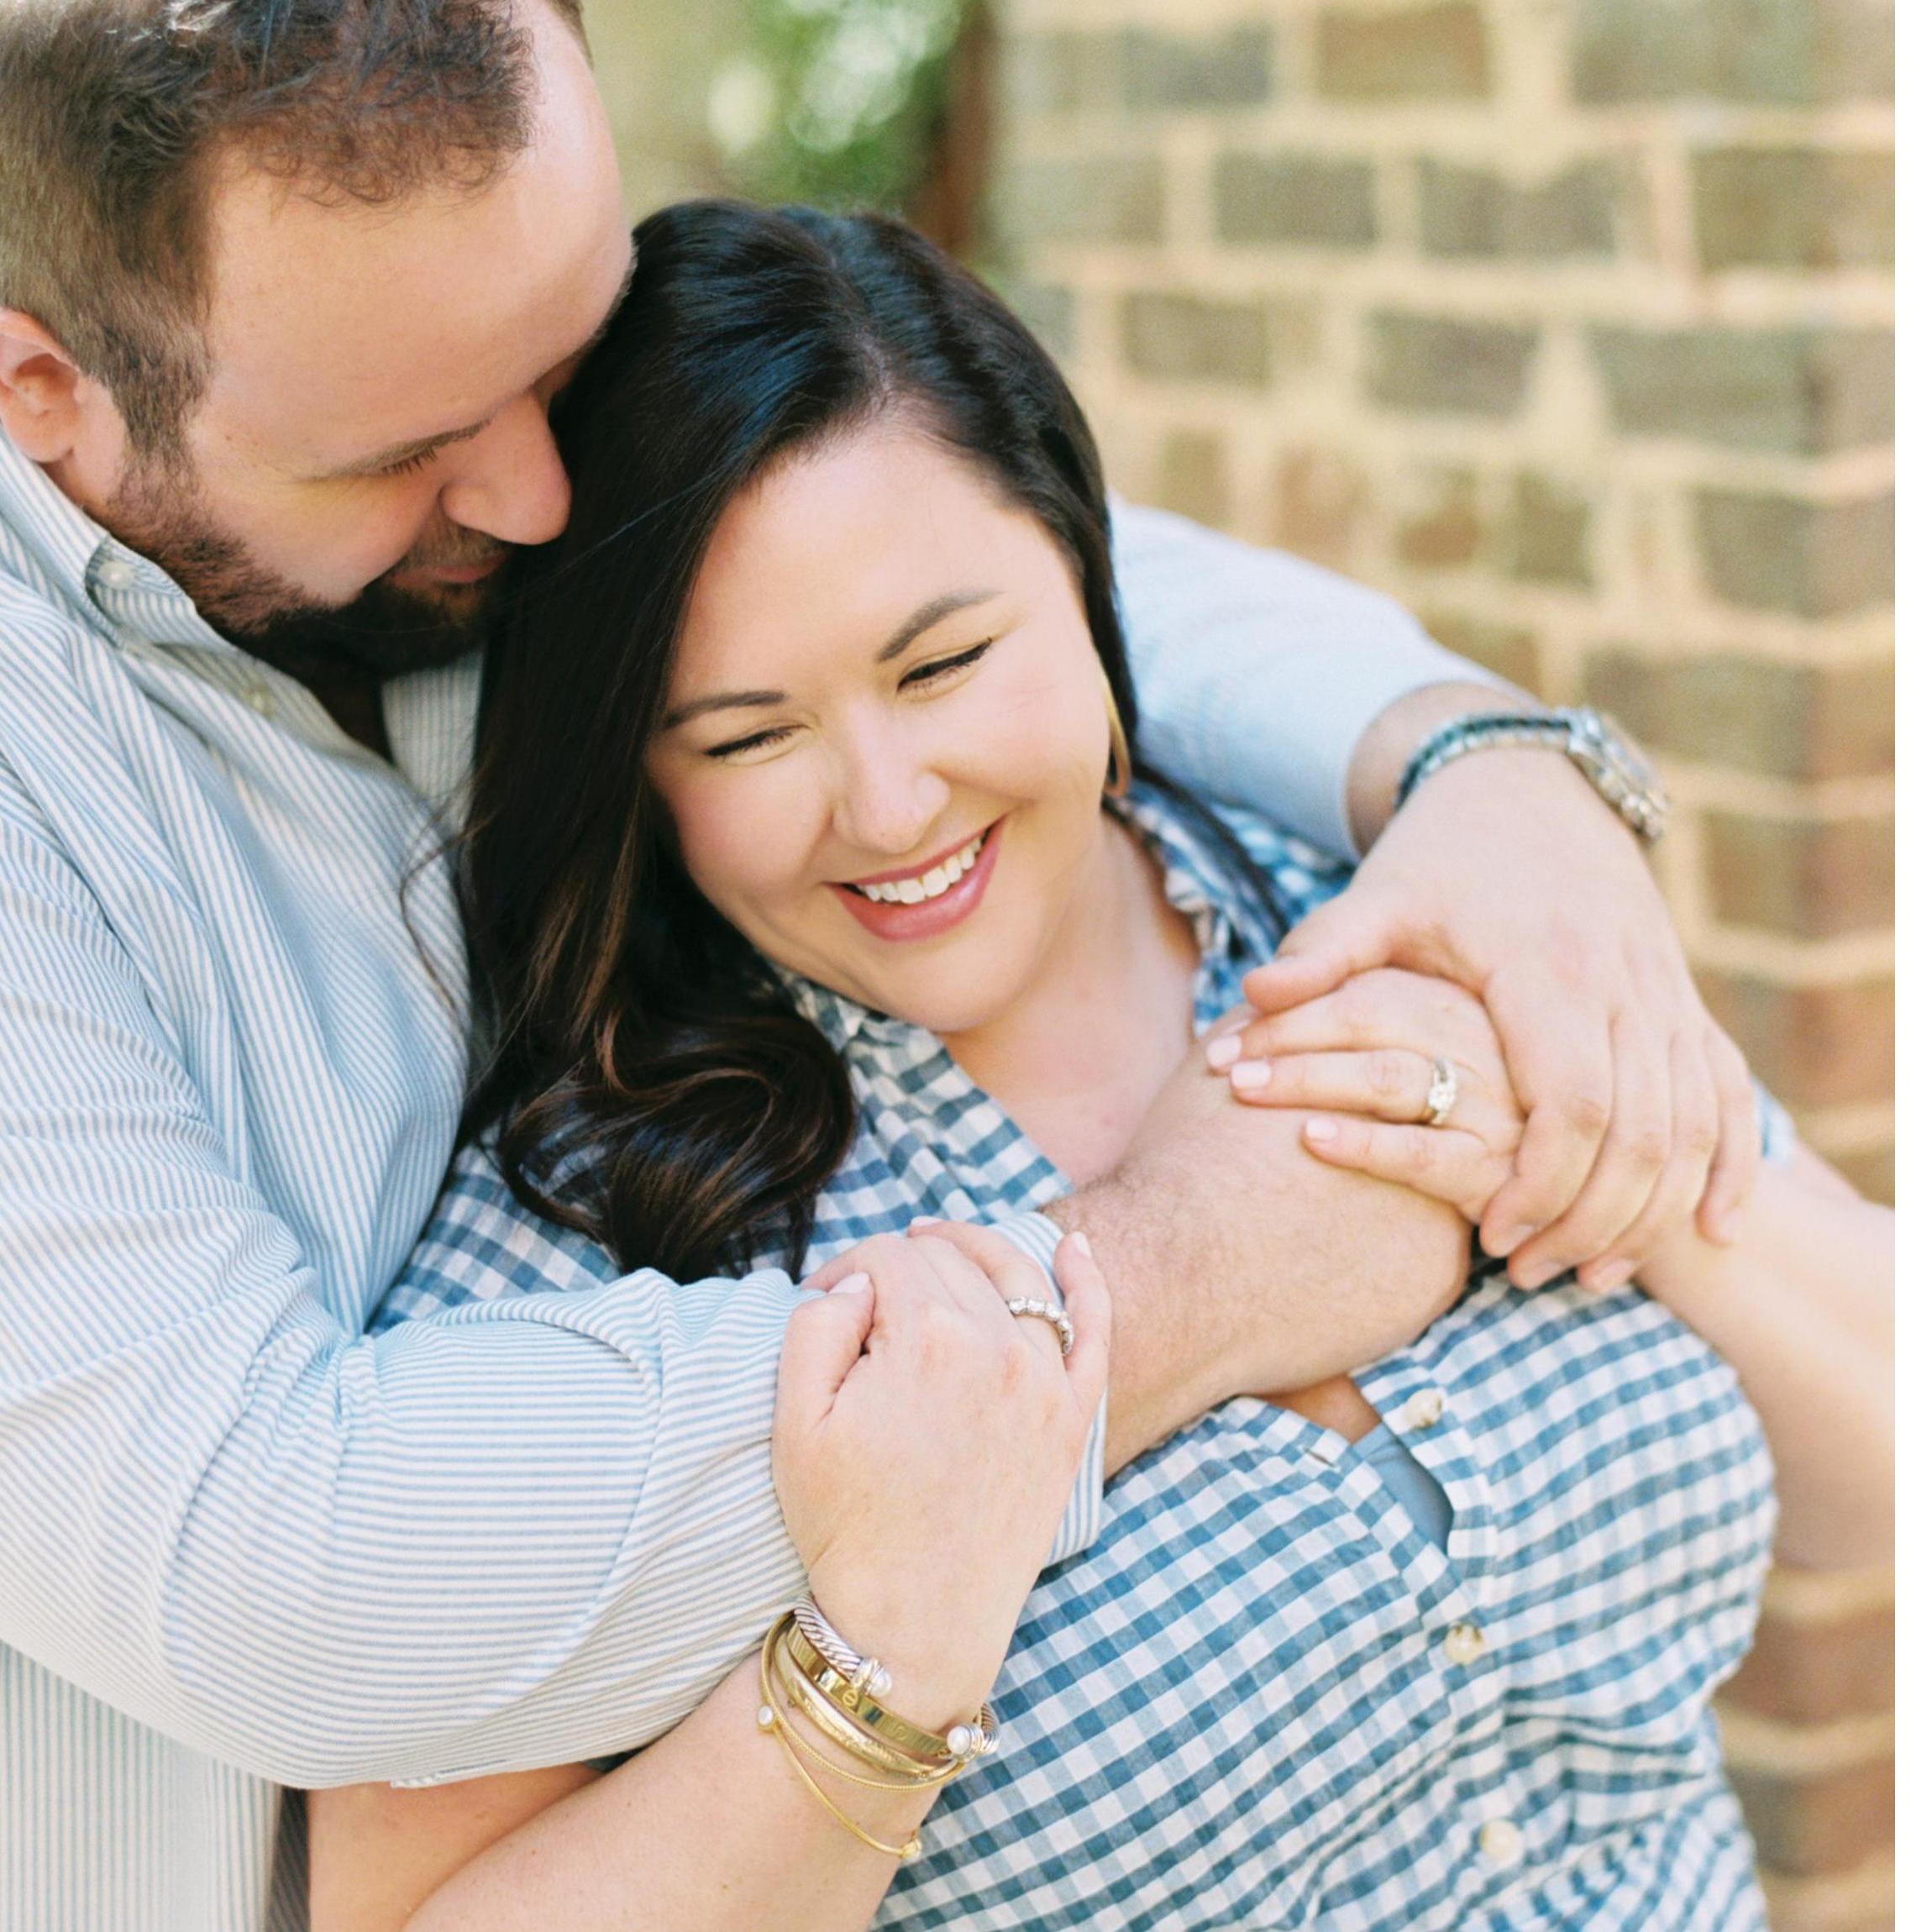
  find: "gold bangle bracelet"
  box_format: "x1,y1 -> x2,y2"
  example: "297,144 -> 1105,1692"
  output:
762,1639 -> 963,1794
757,1674 -> 923,1861
783,1618 -> 995,1765
769,1635 -> 953,1781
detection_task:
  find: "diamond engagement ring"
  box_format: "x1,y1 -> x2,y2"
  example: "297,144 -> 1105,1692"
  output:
1005,1296 -> 1076,1357
1423,1057 -> 1459,1128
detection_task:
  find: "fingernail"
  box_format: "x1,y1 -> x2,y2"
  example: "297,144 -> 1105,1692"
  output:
1515,1261 -> 1557,1292
1302,1116 -> 1338,1144
1488,1223 -> 1534,1257
1229,1059 -> 1270,1092
1582,1260 -> 1635,1294
1205,1036 -> 1242,1072
829,1273 -> 871,1296
909,1215 -> 940,1229
1071,1231 -> 1093,1257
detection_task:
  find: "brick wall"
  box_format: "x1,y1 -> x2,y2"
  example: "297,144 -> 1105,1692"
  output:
985,2 -> 1893,1923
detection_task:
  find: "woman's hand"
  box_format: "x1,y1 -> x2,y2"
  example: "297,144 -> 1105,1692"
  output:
774,1226 -> 1110,1727
1250,735 -> 1759,1291
1207,969 -> 1525,1231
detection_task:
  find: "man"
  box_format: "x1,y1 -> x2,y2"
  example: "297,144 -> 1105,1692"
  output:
0,3 -> 1759,1925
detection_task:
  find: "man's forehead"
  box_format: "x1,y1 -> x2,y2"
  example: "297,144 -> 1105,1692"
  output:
192,3 -> 628,470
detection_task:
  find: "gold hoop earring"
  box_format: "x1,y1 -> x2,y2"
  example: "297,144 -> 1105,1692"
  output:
1102,685 -> 1132,799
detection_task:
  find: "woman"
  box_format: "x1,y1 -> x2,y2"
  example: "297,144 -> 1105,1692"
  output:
311,202 -> 1892,1929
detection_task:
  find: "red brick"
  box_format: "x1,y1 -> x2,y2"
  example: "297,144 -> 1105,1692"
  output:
1271,447 -> 1372,570
1367,312 -> 1539,418
1582,654 -> 1893,782
1396,469 -> 1484,568
1696,489 -> 1893,617
1419,612 -> 1543,694
1724,1603 -> 1894,1723
1693,146 -> 1894,271
1704,812 -> 1893,938
1696,973 -> 1893,1110
1730,1754 -> 1893,1877
1316,3 -> 1489,100
1155,429 -> 1231,529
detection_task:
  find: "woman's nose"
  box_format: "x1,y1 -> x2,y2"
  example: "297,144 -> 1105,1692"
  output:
832,732 -> 949,858
437,392 -> 573,549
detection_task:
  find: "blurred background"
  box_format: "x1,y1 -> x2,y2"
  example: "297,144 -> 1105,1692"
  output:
580,3 -> 1896,1924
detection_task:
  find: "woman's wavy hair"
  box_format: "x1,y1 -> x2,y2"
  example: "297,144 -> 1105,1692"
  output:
463,199 -> 1144,1278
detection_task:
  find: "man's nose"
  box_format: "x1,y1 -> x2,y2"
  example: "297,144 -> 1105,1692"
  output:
437,392 -> 572,548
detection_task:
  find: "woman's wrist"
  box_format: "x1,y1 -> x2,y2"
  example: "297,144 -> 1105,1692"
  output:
803,1583 -> 1011,1733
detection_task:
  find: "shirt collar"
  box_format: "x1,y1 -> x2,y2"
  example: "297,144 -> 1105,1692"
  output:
0,427 -> 235,653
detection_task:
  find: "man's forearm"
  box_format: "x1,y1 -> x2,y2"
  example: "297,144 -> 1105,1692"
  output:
1045,1121 -> 1469,1473
1344,679 -> 1536,853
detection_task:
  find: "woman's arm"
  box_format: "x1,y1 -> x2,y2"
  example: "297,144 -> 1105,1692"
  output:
311,1227 -> 1111,1932
1218,967 -> 1893,1572
311,1656 -> 944,1932
1635,1143 -> 1893,1571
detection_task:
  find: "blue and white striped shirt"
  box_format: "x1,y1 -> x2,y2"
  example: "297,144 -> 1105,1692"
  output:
390,786 -> 1781,1930
0,423 -> 1483,1930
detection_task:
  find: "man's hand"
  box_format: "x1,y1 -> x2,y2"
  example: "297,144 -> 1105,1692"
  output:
1241,685 -> 1757,1294
1045,1037 -> 1469,1472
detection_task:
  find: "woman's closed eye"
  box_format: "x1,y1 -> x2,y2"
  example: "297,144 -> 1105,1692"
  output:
900,639 -> 992,690
703,723 -> 798,761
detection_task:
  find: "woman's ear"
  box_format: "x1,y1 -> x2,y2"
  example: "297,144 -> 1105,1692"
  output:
0,310 -> 91,464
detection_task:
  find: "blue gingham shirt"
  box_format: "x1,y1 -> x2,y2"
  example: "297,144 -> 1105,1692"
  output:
390,786 -> 1780,1931
0,417 -> 1488,1931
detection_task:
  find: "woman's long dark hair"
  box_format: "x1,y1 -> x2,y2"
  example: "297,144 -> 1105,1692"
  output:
465,199 -> 1248,1279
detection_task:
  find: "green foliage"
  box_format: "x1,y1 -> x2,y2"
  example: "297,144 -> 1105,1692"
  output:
706,0 -> 968,213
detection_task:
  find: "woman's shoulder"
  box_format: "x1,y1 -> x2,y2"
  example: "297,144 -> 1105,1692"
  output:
1123,780 -> 1354,962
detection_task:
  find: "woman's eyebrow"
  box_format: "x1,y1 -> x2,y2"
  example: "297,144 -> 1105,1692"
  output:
663,590 -> 1000,729
876,589 -> 997,664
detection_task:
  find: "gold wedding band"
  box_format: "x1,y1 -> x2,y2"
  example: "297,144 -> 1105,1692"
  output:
1005,1296 -> 1075,1357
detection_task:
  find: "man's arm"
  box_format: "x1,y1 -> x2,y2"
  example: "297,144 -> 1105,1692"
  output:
1110,501 -> 1495,860
0,786 -> 815,1788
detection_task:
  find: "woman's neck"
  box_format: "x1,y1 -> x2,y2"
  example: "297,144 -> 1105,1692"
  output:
941,809 -> 1200,1185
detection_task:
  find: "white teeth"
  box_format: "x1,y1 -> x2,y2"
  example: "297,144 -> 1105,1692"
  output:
855,832 -> 987,906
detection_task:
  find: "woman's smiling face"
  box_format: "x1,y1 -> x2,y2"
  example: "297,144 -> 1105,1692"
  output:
646,412 -> 1115,1038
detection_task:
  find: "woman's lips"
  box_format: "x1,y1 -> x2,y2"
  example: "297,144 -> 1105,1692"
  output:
834,819 -> 1003,942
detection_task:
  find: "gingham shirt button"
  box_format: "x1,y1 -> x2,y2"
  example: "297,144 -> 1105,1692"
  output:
1441,1620 -> 1487,1667
1399,1387 -> 1446,1429
1478,1817 -> 1523,1866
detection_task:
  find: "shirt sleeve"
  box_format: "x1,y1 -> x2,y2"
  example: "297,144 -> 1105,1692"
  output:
1110,500 -> 1507,858
0,783 -> 1108,1788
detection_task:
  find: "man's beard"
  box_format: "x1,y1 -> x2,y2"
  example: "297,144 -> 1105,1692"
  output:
108,459 -> 505,685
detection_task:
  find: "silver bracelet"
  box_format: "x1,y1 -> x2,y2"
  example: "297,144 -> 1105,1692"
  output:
794,1595 -> 894,1701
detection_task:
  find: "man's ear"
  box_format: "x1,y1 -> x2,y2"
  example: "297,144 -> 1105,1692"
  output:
0,310 -> 91,464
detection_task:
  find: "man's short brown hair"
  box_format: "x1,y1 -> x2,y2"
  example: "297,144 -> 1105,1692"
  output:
0,0 -> 586,460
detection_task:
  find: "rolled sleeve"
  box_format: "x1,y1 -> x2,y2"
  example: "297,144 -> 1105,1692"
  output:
1110,500 -> 1504,858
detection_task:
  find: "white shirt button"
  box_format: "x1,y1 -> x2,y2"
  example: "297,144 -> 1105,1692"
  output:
242,683 -> 276,718
1399,1387 -> 1446,1429
1478,1817 -> 1523,1866
1441,1620 -> 1487,1667
96,557 -> 136,591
